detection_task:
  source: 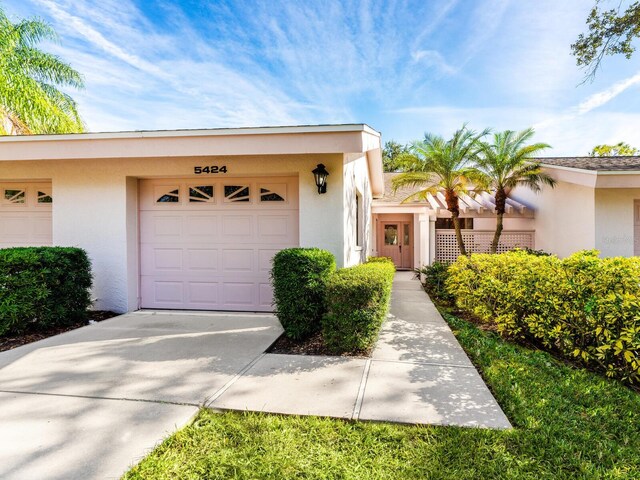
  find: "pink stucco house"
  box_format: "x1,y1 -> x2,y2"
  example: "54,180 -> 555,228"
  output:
371,157 -> 640,267
0,125 -> 382,313
1,124 -> 638,313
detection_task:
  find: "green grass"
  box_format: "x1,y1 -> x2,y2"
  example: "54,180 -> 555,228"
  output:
124,314 -> 640,479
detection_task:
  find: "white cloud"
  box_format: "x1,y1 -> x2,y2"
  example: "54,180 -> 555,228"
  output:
411,50 -> 457,75
576,72 -> 640,114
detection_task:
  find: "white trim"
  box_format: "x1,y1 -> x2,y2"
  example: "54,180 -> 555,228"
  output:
540,163 -> 598,175
597,170 -> 640,175
542,163 -> 640,176
0,124 -> 380,143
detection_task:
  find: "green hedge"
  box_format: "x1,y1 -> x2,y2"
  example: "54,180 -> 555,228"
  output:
446,250 -> 640,385
322,258 -> 395,353
416,261 -> 453,304
366,256 -> 393,264
271,248 -> 336,340
0,247 -> 93,336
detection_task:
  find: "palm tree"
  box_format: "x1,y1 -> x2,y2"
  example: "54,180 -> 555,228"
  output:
392,124 -> 489,256
0,8 -> 85,134
477,128 -> 555,253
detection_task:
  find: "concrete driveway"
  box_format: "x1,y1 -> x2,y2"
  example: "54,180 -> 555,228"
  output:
0,311 -> 282,480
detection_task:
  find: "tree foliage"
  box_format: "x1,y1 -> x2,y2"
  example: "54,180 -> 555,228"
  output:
589,141 -> 639,156
0,7 -> 85,134
477,129 -> 554,253
392,124 -> 488,256
571,1 -> 640,80
382,140 -> 417,172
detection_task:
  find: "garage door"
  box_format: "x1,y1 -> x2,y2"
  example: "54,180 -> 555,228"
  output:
140,177 -> 299,311
0,182 -> 53,248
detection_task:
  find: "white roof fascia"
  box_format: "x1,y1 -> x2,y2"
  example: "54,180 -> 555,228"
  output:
0,124 -> 380,143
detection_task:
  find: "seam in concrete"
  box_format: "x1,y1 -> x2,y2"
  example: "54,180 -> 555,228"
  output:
203,353 -> 266,407
351,359 -> 372,420
0,389 -> 199,407
370,358 -> 476,369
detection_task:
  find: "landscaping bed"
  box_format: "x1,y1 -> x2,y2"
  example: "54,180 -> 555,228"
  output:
271,248 -> 394,355
445,250 -> 640,386
267,330 -> 371,357
0,310 -> 118,353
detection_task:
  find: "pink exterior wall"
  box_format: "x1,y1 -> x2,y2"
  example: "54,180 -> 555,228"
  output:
512,181 -> 595,257
595,188 -> 640,257
0,152 -> 365,312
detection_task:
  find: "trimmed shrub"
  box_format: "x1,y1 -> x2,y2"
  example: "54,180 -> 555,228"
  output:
446,250 -> 640,385
271,248 -> 336,340
366,256 -> 393,263
323,259 -> 395,353
0,247 -> 93,336
415,261 -> 453,304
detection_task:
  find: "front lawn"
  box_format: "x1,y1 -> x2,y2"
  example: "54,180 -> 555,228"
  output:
124,314 -> 640,479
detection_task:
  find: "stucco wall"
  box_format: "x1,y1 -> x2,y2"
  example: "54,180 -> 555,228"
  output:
343,154 -> 373,266
0,153 -> 347,312
512,182 -> 595,257
594,188 -> 640,257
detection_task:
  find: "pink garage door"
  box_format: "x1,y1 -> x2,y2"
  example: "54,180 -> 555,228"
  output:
0,183 -> 53,248
139,177 -> 299,311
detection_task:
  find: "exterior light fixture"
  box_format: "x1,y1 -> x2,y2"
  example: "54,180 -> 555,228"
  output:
312,163 -> 329,194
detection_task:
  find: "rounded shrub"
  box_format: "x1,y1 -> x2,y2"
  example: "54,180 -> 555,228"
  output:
0,247 -> 93,335
271,248 -> 336,340
322,260 -> 395,353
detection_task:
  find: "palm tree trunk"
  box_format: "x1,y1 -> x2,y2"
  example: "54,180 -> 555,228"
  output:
445,189 -> 467,257
492,187 -> 507,254
491,213 -> 503,253
452,212 -> 467,257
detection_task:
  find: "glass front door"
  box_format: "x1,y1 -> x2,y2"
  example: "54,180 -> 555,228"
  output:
379,221 -> 412,269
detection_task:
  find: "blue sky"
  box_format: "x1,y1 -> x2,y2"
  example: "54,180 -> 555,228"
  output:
6,0 -> 640,155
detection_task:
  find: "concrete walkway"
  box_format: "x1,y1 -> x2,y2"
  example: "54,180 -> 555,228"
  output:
0,273 -> 509,479
212,272 -> 511,429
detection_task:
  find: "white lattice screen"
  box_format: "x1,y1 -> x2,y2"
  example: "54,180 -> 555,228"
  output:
435,229 -> 535,263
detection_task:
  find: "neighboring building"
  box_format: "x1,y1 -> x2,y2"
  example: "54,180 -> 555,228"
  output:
512,156 -> 640,258
374,157 -> 640,268
372,173 -> 535,266
0,125 -> 383,313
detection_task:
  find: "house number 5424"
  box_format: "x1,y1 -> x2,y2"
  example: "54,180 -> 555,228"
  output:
194,166 -> 228,174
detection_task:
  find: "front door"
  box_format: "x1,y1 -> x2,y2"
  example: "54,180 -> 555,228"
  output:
379,221 -> 412,269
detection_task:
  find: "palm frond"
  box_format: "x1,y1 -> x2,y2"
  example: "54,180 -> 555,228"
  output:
17,46 -> 85,88
477,128 -> 553,194
0,8 -> 84,134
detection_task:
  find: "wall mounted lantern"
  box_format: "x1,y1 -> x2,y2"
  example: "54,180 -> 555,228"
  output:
312,163 -> 329,194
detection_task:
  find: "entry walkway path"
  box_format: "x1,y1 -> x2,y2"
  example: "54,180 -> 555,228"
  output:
212,271 -> 511,429
0,273 -> 509,479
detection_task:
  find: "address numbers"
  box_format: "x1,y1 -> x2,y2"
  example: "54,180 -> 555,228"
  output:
194,166 -> 228,174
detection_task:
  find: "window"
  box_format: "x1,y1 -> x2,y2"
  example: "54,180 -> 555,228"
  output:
260,184 -> 286,202
403,223 -> 410,245
435,217 -> 473,229
355,191 -> 363,247
224,185 -> 250,202
37,191 -> 53,203
155,187 -> 180,203
384,224 -> 398,245
189,186 -> 215,203
4,189 -> 25,204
